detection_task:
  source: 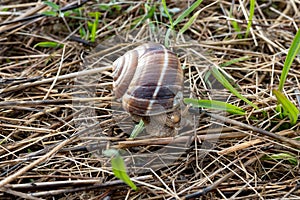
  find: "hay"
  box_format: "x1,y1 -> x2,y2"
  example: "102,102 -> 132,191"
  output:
0,0 -> 299,199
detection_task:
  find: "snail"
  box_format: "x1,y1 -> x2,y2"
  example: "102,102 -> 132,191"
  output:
112,43 -> 184,137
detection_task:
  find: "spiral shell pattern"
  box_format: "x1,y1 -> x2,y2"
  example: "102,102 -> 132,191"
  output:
112,43 -> 183,116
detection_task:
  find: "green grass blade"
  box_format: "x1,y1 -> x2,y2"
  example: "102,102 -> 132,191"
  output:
103,149 -> 138,191
164,28 -> 174,47
230,16 -> 242,39
220,56 -> 251,67
245,0 -> 255,38
161,0 -> 174,28
278,29 -> 300,91
184,98 -> 245,115
42,11 -> 58,17
130,120 -> 144,138
211,66 -> 258,109
132,3 -> 156,30
34,41 -> 63,48
179,10 -> 200,34
173,0 -> 203,26
80,27 -> 87,39
263,153 -> 298,165
43,1 -> 60,11
89,12 -> 99,42
111,155 -> 138,190
103,149 -> 119,157
273,89 -> 299,125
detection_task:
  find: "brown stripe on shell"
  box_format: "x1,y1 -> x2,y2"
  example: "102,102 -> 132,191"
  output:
113,46 -> 144,99
113,43 -> 163,100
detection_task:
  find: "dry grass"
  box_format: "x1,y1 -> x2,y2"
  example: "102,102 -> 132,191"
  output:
0,0 -> 300,199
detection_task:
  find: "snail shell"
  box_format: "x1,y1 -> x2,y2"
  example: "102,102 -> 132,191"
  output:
112,43 -> 183,136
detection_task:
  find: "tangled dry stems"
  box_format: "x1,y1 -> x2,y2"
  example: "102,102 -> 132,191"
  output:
0,0 -> 300,199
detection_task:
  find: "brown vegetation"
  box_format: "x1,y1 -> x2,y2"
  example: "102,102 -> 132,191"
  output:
0,0 -> 299,199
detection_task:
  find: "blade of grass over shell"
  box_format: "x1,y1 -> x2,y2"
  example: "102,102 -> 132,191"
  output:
273,89 -> 299,125
130,120 -> 144,138
245,0 -> 255,38
211,66 -> 258,109
103,149 -> 138,191
278,29 -> 300,91
173,0 -> 203,27
184,98 -> 245,115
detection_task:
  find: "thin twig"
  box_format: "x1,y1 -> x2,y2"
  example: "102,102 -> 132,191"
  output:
43,45 -> 66,100
114,132 -> 246,149
0,67 -> 112,94
0,97 -> 113,107
218,129 -> 295,155
202,111 -> 300,149
25,175 -> 152,197
0,188 -> 44,200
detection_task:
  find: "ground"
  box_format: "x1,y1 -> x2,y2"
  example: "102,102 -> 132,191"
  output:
0,0 -> 300,199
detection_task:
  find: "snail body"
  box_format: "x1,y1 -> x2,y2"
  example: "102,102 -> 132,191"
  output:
112,43 -> 183,136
